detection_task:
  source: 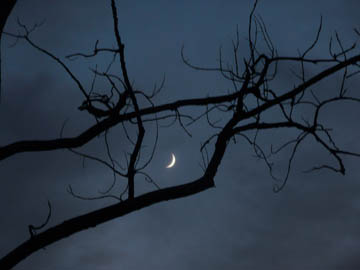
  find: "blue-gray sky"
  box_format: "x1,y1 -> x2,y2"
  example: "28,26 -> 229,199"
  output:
1,0 -> 360,269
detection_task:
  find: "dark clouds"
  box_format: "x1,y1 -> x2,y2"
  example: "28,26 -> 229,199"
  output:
1,0 -> 360,269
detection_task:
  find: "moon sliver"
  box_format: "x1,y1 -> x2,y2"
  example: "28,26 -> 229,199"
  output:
166,153 -> 176,168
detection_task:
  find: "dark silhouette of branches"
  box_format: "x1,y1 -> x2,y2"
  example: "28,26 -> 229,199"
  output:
1,0 -> 360,269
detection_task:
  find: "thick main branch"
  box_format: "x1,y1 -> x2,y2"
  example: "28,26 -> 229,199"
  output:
0,91 -> 242,161
0,175 -> 214,270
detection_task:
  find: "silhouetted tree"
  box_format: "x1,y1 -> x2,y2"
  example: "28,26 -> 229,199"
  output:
1,0 -> 360,269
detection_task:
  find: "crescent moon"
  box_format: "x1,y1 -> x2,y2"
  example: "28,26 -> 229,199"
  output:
166,153 -> 176,168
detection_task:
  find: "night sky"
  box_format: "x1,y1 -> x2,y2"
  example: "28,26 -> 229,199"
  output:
1,0 -> 360,269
